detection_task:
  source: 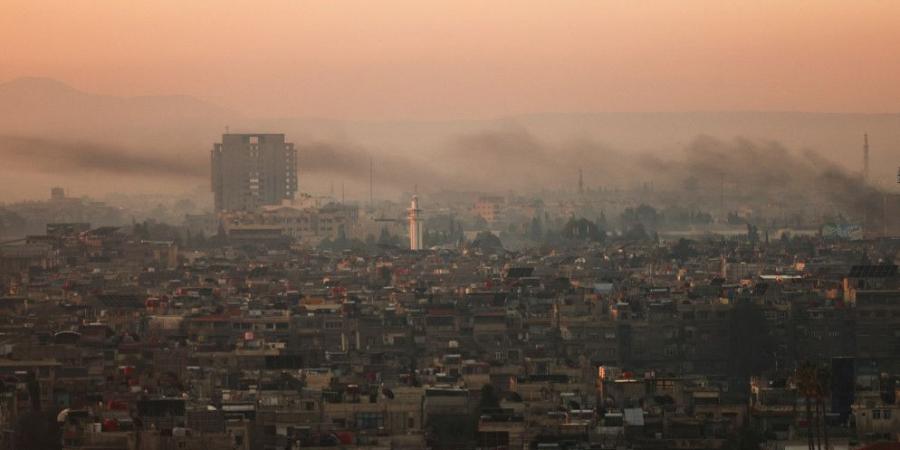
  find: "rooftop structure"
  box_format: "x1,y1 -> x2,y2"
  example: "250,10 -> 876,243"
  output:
408,195 -> 423,251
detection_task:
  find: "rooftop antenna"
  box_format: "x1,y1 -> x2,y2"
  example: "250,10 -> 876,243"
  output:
863,133 -> 870,183
369,157 -> 374,210
578,169 -> 584,195
720,172 -> 725,217
341,182 -> 345,204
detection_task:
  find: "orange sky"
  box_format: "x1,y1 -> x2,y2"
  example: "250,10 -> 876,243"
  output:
2,0 -> 900,119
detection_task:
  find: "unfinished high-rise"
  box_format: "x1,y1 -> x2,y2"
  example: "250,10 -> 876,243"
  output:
211,133 -> 297,211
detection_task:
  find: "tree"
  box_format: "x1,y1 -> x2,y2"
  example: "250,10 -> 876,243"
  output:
622,204 -> 660,232
529,216 -> 543,241
377,227 -> 399,248
470,231 -> 503,252
134,222 -> 151,240
780,231 -> 792,244
671,238 -> 697,262
597,210 -> 608,230
793,363 -> 831,450
747,224 -> 759,247
623,223 -> 649,241
194,230 -> 207,248
562,217 -> 604,242
318,237 -> 334,250
635,204 -> 660,230
817,366 -> 831,450
794,363 -> 818,450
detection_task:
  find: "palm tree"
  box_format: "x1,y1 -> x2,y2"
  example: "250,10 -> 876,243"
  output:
794,362 -> 832,450
794,363 -> 818,450
816,366 -> 831,450
814,394 -> 823,450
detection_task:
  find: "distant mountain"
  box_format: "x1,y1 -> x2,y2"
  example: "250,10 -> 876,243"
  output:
0,76 -> 898,202
0,77 -> 240,147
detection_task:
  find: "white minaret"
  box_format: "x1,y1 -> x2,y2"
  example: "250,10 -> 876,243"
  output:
408,195 -> 424,250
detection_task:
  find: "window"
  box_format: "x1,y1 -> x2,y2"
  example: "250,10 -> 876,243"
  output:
657,380 -> 674,389
883,409 -> 892,420
873,410 -> 881,420
356,412 -> 384,429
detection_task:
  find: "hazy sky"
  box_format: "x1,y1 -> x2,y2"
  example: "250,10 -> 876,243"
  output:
2,0 -> 900,119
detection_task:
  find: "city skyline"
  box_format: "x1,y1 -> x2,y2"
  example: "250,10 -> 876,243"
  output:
0,75 -> 898,204
1,3 -> 900,449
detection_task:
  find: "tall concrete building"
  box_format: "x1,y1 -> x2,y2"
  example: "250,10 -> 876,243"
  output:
211,133 -> 297,211
407,195 -> 423,250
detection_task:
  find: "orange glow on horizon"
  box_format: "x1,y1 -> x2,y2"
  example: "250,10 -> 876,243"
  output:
2,0 -> 900,119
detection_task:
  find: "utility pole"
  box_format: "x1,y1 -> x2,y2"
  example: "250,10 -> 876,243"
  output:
720,172 -> 725,220
863,133 -> 870,183
369,157 -> 374,210
578,169 -> 584,195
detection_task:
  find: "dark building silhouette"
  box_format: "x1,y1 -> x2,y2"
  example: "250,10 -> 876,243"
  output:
211,133 -> 297,211
831,357 -> 855,422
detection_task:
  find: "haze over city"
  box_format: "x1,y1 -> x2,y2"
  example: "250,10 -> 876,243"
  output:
1,3 -> 900,450
1,0 -> 900,202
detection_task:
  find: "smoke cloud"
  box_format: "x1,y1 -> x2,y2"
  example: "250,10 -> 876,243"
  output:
0,135 -> 207,179
0,130 -> 885,221
295,140 -> 455,191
